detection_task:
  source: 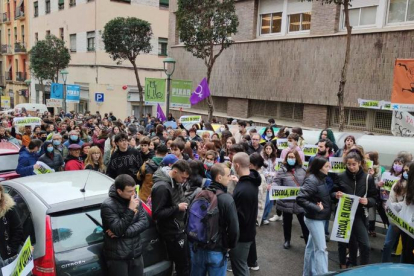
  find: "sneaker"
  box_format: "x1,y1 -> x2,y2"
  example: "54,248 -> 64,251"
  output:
249,263 -> 260,271
227,263 -> 232,272
269,215 -> 283,222
263,220 -> 270,225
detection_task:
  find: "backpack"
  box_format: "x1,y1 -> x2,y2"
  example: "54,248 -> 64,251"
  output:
186,188 -> 223,249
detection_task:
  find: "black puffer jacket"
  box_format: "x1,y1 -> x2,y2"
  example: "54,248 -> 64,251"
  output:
0,194 -> 23,259
296,172 -> 332,220
100,184 -> 149,260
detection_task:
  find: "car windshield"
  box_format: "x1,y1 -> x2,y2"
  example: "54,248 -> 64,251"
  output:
51,207 -> 104,253
0,143 -> 19,173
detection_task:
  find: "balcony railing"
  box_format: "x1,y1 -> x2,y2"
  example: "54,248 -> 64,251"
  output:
2,13 -> 10,23
16,72 -> 26,82
15,9 -> 25,20
1,45 -> 12,54
5,71 -> 12,81
14,42 -> 26,53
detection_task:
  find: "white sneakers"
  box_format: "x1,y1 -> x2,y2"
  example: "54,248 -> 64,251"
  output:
262,220 -> 270,225
269,214 -> 283,222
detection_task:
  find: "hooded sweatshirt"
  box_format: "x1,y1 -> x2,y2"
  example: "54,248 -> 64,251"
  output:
232,169 -> 262,242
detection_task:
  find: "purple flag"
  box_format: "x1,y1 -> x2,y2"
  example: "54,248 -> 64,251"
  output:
190,78 -> 211,105
157,104 -> 167,122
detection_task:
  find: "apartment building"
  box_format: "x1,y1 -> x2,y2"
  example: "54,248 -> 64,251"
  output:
30,0 -> 169,118
0,0 -> 30,108
168,0 -> 414,134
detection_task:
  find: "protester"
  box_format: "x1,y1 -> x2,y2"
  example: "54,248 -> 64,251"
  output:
101,174 -> 149,276
297,156 -> 331,276
291,127 -> 305,149
38,141 -> 64,172
280,133 -> 305,162
64,130 -> 84,147
139,136 -> 154,163
247,133 -> 263,155
21,126 -> 32,147
275,149 -> 309,249
52,133 -> 68,159
151,160 -> 191,276
80,143 -> 91,162
334,135 -> 355,157
204,150 -> 217,180
84,146 -> 106,173
235,121 -> 247,143
189,164 -> 239,276
318,129 -> 339,153
16,139 -> 42,177
260,126 -> 276,145
92,127 -> 108,154
230,152 -> 261,276
64,144 -> 85,171
170,140 -> 190,161
399,162 -> 414,264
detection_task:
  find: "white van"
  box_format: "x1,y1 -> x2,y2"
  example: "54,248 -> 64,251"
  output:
14,103 -> 48,115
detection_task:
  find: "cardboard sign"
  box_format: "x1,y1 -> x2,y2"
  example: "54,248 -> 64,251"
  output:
303,145 -> 318,157
330,194 -> 360,243
180,115 -> 202,124
277,138 -> 288,150
13,117 -> 42,128
46,99 -> 62,108
270,186 -> 300,201
329,157 -> 346,173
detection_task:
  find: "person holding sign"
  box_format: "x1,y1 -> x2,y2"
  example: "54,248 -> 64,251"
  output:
16,139 -> 43,177
274,149 -> 308,249
333,151 -> 377,269
296,157 -> 332,276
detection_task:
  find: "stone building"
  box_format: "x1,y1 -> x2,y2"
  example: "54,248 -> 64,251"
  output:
168,0 -> 414,134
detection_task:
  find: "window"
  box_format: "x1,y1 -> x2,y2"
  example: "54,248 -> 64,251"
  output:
346,6 -> 377,28
35,32 -> 38,43
21,25 -> 25,44
160,0 -> 169,8
69,0 -> 76,7
45,0 -> 51,14
59,0 -> 64,10
46,30 -> 51,36
158,38 -> 168,56
7,29 -> 11,45
14,27 -> 17,42
260,13 -> 282,35
87,31 -> 95,51
388,0 -> 414,23
34,1 -> 38,17
289,12 -> 311,32
110,0 -> 131,3
70,34 -> 76,52
60,28 -> 64,40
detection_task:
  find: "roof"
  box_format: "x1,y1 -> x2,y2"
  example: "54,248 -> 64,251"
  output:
9,171 -> 114,206
0,142 -> 20,154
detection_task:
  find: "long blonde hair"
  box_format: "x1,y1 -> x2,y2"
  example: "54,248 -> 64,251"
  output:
85,146 -> 105,172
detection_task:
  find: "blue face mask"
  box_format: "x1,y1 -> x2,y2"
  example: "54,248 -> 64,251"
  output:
47,147 -> 54,153
53,140 -> 61,146
70,135 -> 78,141
287,159 -> 296,166
205,162 -> 214,168
403,172 -> 409,180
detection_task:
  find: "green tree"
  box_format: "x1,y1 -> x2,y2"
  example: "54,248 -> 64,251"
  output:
177,0 -> 239,121
29,35 -> 71,98
102,17 -> 153,118
305,0 -> 352,131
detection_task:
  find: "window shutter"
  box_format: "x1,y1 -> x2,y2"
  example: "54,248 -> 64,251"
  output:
287,0 -> 312,14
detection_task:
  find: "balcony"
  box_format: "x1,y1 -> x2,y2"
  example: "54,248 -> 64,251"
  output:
16,72 -> 26,82
14,42 -> 26,53
1,45 -> 12,55
15,9 -> 25,20
2,13 -> 10,23
5,71 -> 12,82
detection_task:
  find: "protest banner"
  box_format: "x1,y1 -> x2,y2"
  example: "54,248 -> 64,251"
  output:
46,99 -> 62,108
180,115 -> 202,124
329,157 -> 346,173
386,201 -> 414,239
330,194 -> 360,243
391,110 -> 414,137
358,99 -> 381,109
1,237 -> 33,276
270,186 -> 300,201
171,80 -> 192,108
145,78 -> 166,105
274,158 -> 284,171
277,138 -> 288,150
303,161 -> 309,169
34,161 -> 55,175
380,172 -> 400,200
366,160 -> 373,169
303,145 -> 318,157
13,117 -> 42,128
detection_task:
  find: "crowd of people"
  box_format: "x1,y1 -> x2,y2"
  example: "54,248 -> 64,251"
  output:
0,109 -> 414,276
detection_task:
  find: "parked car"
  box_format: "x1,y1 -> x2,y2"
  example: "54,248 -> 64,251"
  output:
322,263 -> 414,275
0,141 -> 20,181
1,170 -> 171,276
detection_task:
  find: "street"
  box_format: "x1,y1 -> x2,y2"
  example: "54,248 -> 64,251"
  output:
228,210 -> 387,275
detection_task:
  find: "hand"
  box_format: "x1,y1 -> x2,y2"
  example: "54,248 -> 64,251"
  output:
230,175 -> 239,182
267,184 -> 271,191
378,181 -> 384,187
178,202 -> 188,211
106,229 -> 117,238
317,202 -> 324,211
128,195 -> 139,211
368,168 -> 375,175
33,164 -> 41,170
359,198 -> 368,205
336,191 -> 343,199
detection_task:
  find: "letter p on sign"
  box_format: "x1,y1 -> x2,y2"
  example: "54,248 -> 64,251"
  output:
95,93 -> 104,103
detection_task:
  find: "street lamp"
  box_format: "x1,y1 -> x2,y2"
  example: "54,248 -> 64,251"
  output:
163,57 -> 176,118
60,69 -> 68,114
24,79 -> 31,103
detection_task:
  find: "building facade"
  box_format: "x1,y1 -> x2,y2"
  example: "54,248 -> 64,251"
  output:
0,0 -> 30,108
168,0 -> 414,134
30,0 -> 170,118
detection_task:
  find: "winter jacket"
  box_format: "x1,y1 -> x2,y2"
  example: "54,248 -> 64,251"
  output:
137,157 -> 163,202
247,144 -> 263,155
232,169 -> 261,242
140,150 -> 155,164
332,168 -> 378,217
296,172 -> 332,220
85,163 -> 105,173
16,147 -> 39,177
38,153 -> 64,171
92,134 -> 106,154
280,146 -> 305,162
262,157 -> 277,184
101,185 -> 149,260
190,135 -> 202,142
64,155 -> 85,171
0,194 -> 23,259
207,182 -> 239,251
53,144 -> 68,160
388,179 -> 406,212
151,167 -> 189,237
275,165 -> 307,214
106,147 -> 143,183
309,153 -> 338,192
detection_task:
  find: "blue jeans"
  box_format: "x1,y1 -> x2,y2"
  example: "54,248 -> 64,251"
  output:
189,244 -> 227,276
381,224 -> 400,263
263,191 -> 272,221
303,218 -> 328,276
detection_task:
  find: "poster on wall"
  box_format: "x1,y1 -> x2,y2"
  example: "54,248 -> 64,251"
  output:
145,78 -> 166,105
391,59 -> 414,111
171,80 -> 192,108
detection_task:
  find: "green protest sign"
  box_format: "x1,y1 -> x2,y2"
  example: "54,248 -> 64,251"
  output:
277,139 -> 288,150
330,194 -> 360,243
329,157 -> 346,173
34,161 -> 55,175
171,80 -> 192,108
145,78 -> 166,105
274,158 -> 283,171
303,145 -> 318,157
381,172 -> 400,192
1,237 -> 34,276
270,186 -> 300,201
366,160 -> 373,169
180,115 -> 202,124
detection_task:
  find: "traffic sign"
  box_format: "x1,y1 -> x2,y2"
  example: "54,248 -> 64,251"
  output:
95,93 -> 104,103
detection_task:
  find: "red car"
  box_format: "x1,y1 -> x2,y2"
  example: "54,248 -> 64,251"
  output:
0,141 -> 20,181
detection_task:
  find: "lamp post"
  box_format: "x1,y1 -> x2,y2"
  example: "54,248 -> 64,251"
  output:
60,69 -> 68,114
24,79 -> 31,103
163,57 -> 176,118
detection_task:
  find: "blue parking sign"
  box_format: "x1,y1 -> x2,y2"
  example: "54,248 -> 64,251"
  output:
95,93 -> 104,103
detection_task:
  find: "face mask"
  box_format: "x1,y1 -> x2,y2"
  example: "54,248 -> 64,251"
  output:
47,147 -> 54,153
41,137 -> 47,142
70,135 -> 78,141
53,140 -> 61,146
403,172 -> 409,180
287,159 -> 296,166
393,164 -> 403,174
220,127 -> 225,132
288,142 -> 295,149
266,133 -> 273,138
205,162 -> 214,168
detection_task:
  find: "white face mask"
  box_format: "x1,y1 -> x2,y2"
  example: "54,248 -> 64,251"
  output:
288,142 -> 295,149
